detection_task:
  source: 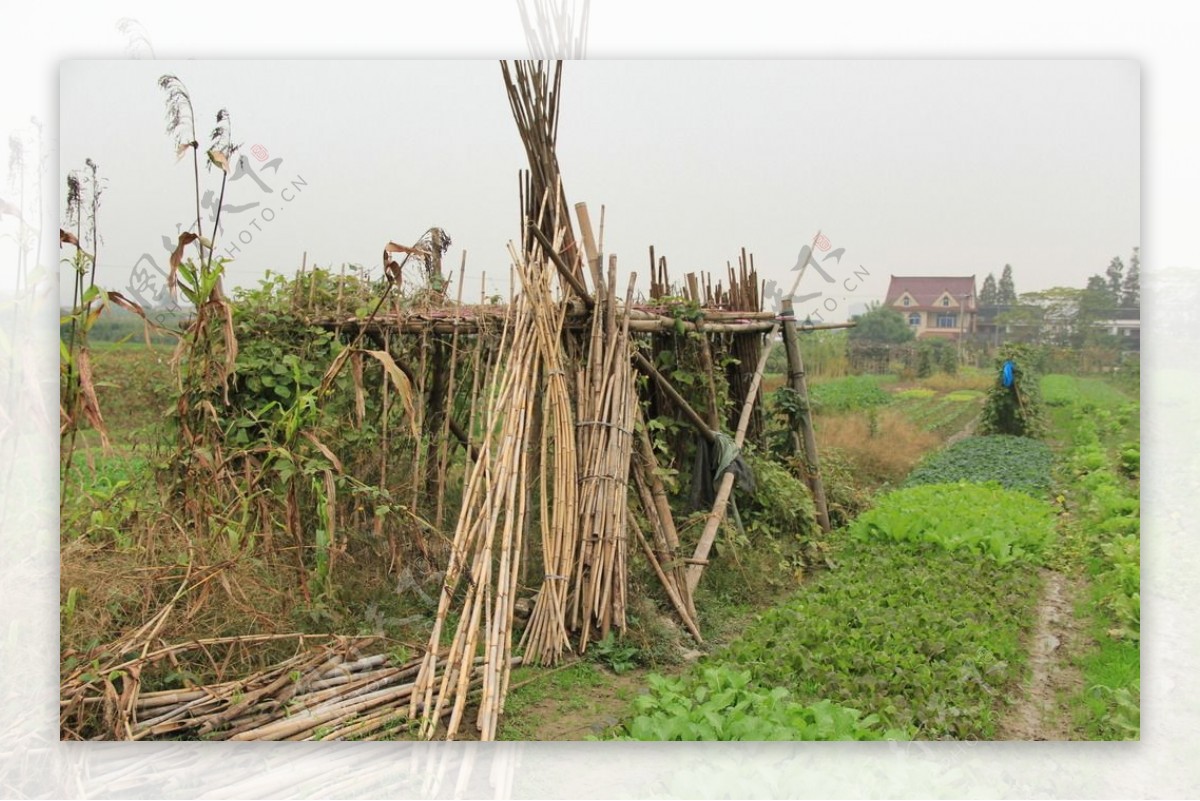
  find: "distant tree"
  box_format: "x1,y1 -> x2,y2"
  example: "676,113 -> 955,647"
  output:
1122,247 -> 1140,307
997,264 -> 1017,305
1078,275 -> 1120,347
996,295 -> 1046,344
979,273 -> 998,306
1106,257 -> 1125,299
848,303 -> 916,344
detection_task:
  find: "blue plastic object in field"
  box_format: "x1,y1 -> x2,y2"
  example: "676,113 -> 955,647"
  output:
1002,360 -> 1015,388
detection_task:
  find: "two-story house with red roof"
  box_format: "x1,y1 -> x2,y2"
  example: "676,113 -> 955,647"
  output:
884,275 -> 978,340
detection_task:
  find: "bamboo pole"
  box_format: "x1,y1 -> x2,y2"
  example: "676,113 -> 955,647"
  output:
632,352 -> 715,443
687,272 -> 723,430
779,297 -> 831,532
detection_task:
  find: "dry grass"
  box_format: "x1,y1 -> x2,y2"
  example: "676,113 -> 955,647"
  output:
761,373 -> 787,394
918,368 -> 992,393
814,409 -> 940,488
59,535 -> 290,657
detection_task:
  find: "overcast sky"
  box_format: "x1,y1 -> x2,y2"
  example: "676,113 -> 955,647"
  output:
59,59 -> 1139,318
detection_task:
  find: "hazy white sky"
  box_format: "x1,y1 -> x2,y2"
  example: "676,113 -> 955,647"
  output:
59,59 -> 1138,318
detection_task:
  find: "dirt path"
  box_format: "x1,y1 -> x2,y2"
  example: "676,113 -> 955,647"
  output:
944,412 -> 981,446
997,569 -> 1085,740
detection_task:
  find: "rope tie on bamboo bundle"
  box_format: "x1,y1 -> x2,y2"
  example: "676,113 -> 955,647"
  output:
579,474 -> 628,485
574,420 -> 634,437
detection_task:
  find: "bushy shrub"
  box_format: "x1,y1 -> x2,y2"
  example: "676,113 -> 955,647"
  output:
742,455 -> 818,540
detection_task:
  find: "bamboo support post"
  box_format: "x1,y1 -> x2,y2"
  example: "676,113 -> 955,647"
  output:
779,297 -> 831,532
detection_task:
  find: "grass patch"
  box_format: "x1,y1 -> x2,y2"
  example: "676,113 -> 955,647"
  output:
905,435 -> 1052,495
1042,374 -> 1130,409
919,368 -> 991,393
80,342 -> 176,442
808,375 -> 894,414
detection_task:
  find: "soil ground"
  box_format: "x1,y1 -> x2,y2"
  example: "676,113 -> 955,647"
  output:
995,569 -> 1088,740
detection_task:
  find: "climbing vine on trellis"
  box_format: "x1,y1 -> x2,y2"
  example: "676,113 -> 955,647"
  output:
978,343 -> 1047,438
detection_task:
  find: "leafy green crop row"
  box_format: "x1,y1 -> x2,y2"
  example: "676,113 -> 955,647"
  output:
1065,414 -> 1140,641
1042,374 -> 1131,409
618,540 -> 1040,740
1047,381 -> 1140,739
905,435 -> 1052,495
612,667 -> 905,741
890,393 -> 983,438
850,482 -> 1056,565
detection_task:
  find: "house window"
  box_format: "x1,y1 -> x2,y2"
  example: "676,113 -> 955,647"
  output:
937,313 -> 957,328
942,297 -> 950,306
908,313 -> 921,326
902,297 -> 910,306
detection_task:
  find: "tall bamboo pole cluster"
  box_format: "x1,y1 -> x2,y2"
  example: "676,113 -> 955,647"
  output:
408,291 -> 532,741
570,257 -> 638,649
720,250 -> 765,443
502,60 -> 582,293
517,225 -> 581,667
409,217 -> 583,739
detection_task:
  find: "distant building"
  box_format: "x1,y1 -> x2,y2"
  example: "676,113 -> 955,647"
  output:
883,275 -> 978,340
977,296 -> 1139,350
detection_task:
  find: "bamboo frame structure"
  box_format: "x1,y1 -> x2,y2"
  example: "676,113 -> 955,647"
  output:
62,59 -> 859,743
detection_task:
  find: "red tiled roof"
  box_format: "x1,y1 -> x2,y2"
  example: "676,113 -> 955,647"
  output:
885,275 -> 977,310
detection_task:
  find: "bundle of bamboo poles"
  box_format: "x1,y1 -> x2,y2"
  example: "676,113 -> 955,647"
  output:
408,297 -> 531,741
61,632 -> 516,741
516,226 -> 581,667
722,250 -> 765,442
409,224 -> 579,739
502,59 -> 581,294
570,256 -> 638,650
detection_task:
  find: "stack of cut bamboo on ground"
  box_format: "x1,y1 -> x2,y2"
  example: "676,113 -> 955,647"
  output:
61,633 -> 518,741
